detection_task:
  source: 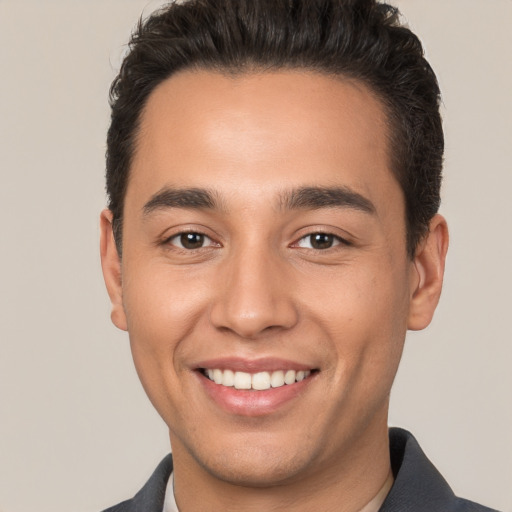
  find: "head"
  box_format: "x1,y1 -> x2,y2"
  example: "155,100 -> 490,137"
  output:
100,0 -> 448,502
106,0 -> 443,259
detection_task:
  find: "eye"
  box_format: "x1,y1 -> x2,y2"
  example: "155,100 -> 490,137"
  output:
296,233 -> 346,250
167,232 -> 215,250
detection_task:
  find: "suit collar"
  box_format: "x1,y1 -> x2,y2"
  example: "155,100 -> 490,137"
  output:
379,427 -> 455,511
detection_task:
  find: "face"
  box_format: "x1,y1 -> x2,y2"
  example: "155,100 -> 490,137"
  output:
101,70 -> 447,487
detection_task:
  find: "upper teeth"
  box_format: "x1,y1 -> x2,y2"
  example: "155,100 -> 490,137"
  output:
205,369 -> 311,390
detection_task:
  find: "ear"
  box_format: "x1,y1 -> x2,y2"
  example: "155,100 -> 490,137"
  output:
100,209 -> 128,331
407,214 -> 449,331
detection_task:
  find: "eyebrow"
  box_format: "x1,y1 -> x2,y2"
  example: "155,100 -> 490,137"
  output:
143,187 -> 219,215
142,185 -> 375,216
280,186 -> 375,214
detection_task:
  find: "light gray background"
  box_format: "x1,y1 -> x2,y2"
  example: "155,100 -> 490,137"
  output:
0,1 -> 510,511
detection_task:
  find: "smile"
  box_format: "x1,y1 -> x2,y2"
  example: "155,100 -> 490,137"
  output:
196,360 -> 319,416
203,369 -> 313,390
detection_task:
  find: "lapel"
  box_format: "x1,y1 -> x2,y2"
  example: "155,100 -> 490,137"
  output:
381,428 -> 462,512
102,454 -> 173,512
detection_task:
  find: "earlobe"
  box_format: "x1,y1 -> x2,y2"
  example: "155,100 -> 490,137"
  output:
100,209 -> 128,331
407,214 -> 449,331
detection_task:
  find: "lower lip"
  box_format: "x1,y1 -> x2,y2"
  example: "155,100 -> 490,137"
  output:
197,372 -> 316,416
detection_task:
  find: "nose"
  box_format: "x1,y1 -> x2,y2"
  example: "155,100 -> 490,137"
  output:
209,246 -> 299,339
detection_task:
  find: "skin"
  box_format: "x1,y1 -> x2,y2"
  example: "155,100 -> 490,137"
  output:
101,70 -> 448,512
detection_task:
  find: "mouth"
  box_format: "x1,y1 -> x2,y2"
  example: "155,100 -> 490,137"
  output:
194,358 -> 319,416
201,368 -> 314,390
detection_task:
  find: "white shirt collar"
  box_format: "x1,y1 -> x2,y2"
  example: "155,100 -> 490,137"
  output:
163,471 -> 179,512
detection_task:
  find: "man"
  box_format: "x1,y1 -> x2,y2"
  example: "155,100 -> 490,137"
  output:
99,0 -> 498,510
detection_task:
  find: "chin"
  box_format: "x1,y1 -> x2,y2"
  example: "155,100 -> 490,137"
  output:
206,455 -> 309,488
186,434 -> 318,488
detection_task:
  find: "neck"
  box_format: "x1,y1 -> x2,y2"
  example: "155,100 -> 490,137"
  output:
170,421 -> 393,512
358,470 -> 393,512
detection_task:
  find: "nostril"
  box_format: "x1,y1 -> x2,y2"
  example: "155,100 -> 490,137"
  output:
209,301 -> 299,339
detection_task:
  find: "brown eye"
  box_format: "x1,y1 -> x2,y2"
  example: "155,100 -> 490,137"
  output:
179,233 -> 205,249
296,233 -> 345,250
167,232 -> 212,249
310,233 -> 334,249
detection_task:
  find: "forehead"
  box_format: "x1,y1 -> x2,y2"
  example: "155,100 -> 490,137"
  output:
128,69 -> 398,213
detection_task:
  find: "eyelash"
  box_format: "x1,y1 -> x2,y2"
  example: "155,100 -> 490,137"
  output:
293,232 -> 351,250
163,230 -> 351,251
164,231 -> 218,250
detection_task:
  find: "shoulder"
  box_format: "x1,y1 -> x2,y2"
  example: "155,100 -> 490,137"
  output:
100,454 -> 173,512
452,498 -> 501,512
381,428 -> 501,512
101,499 -> 131,512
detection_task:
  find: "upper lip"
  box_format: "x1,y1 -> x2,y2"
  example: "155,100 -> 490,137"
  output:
194,357 -> 317,373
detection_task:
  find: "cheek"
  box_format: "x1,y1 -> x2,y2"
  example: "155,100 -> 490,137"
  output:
121,263 -> 213,387
303,259 -> 410,367
120,266 -> 213,425
123,262 -> 210,336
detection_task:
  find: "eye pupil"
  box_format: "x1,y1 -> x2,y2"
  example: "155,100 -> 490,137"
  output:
311,233 -> 333,249
180,233 -> 204,249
